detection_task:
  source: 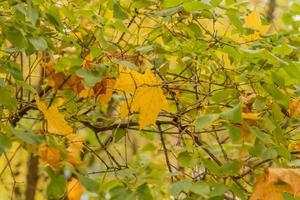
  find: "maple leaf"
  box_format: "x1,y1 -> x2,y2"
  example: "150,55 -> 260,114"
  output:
251,168 -> 300,200
244,10 -> 270,41
36,96 -> 73,135
114,67 -> 168,128
38,144 -> 61,171
67,178 -> 84,200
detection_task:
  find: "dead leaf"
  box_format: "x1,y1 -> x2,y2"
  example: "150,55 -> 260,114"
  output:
95,78 -> 116,104
44,63 -> 84,94
67,178 -> 84,200
114,67 -> 168,128
251,168 -> 300,200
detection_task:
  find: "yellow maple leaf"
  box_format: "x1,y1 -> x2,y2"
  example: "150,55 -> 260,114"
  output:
114,67 -> 168,128
251,168 -> 300,200
67,178 -> 84,200
36,96 -> 73,135
38,144 -> 61,171
244,10 -> 270,41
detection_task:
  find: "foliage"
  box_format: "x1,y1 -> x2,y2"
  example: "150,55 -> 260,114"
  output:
0,0 -> 300,199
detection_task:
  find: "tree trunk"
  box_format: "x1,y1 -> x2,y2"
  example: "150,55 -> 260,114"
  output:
25,154 -> 39,200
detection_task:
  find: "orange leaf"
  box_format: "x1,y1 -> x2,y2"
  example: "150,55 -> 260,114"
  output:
46,64 -> 84,94
67,178 -> 84,200
289,98 -> 300,117
97,78 -> 116,105
251,168 -> 300,200
38,144 -> 61,171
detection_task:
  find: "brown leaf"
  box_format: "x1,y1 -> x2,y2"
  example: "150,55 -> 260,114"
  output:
44,62 -> 84,94
251,168 -> 300,200
93,77 -> 116,104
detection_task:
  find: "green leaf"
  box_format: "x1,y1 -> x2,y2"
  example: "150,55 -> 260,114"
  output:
112,20 -> 130,34
4,62 -> 23,80
211,0 -> 223,6
262,83 -> 289,109
155,6 -> 183,17
249,141 -> 277,159
115,128 -> 126,142
227,124 -> 243,142
28,37 -> 48,51
109,186 -> 135,200
250,127 -> 273,144
190,182 -> 210,197
226,9 -> 243,30
272,44 -> 295,56
178,151 -> 194,167
133,0 -> 153,8
5,28 -> 27,49
209,183 -> 228,198
75,68 -> 103,87
183,1 -> 211,12
221,103 -> 242,123
195,114 -> 219,130
0,80 -> 17,111
46,168 -> 67,199
0,133 -> 12,154
11,128 -> 43,145
136,45 -> 154,54
170,180 -> 191,197
220,160 -> 241,176
27,0 -> 39,26
46,6 -> 62,30
283,62 -> 300,80
136,184 -> 153,200
78,174 -> 99,192
15,80 -> 37,94
201,158 -> 221,176
113,4 -> 128,20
